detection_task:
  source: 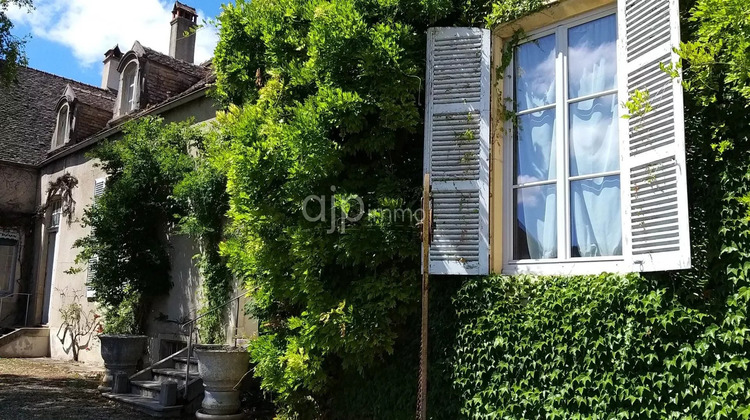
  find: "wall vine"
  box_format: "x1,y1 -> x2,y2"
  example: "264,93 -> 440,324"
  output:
39,173 -> 78,225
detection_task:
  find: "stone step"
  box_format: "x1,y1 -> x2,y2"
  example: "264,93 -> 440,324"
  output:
102,393 -> 183,418
172,356 -> 198,365
173,358 -> 199,374
131,380 -> 167,399
152,368 -> 197,387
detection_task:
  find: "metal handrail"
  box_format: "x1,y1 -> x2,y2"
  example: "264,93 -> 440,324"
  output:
0,293 -> 33,328
178,292 -> 245,398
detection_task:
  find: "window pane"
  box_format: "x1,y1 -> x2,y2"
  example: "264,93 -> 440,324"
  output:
55,106 -> 68,147
50,201 -> 62,229
569,93 -> 619,176
515,34 -> 556,111
516,109 -> 556,183
570,176 -> 622,257
514,184 -> 557,260
126,74 -> 136,111
568,14 -> 617,99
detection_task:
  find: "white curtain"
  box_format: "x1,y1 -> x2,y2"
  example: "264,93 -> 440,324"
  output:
515,35 -> 558,259
568,14 -> 622,257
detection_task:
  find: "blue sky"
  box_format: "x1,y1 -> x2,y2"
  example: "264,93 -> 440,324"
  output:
9,1 -> 225,87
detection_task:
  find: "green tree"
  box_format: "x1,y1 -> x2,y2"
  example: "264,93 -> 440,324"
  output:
0,0 -> 32,86
74,117 -> 198,334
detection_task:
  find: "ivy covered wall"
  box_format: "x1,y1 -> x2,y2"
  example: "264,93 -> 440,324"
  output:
423,0 -> 750,418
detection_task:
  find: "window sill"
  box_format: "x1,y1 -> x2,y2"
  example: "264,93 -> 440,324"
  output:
502,259 -> 633,276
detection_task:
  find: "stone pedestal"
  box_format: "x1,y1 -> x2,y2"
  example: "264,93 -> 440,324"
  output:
194,345 -> 249,419
98,334 -> 147,392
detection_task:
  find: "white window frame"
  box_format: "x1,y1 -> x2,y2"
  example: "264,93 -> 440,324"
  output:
118,60 -> 139,116
52,103 -> 70,149
502,5 -> 631,275
48,200 -> 63,232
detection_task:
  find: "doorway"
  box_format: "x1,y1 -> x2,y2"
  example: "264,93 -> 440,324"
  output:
41,231 -> 57,325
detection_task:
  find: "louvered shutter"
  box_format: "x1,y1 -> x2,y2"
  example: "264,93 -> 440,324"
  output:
618,0 -> 691,271
86,178 -> 106,298
424,27 -> 490,275
94,178 -> 106,197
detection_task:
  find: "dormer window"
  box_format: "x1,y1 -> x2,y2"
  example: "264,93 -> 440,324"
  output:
119,61 -> 139,115
52,103 -> 70,149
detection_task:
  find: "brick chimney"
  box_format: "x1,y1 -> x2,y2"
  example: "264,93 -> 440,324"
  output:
169,1 -> 198,63
101,45 -> 122,90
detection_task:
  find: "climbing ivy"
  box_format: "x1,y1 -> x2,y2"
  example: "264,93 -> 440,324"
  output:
429,274 -> 713,419
174,149 -> 232,343
485,0 -> 545,26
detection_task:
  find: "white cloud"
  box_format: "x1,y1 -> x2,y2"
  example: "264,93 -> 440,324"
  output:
7,0 -> 218,66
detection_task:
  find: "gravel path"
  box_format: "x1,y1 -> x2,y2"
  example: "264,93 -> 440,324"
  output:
0,358 -> 154,420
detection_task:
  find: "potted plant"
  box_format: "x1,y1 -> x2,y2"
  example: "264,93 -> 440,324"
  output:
193,344 -> 250,418
97,292 -> 148,392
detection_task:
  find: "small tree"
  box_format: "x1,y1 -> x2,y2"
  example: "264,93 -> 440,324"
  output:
56,287 -> 101,361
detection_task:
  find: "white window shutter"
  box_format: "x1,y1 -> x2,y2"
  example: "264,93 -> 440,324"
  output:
94,178 -> 106,198
618,0 -> 691,271
424,27 -> 490,275
86,254 -> 97,299
87,177 -> 106,298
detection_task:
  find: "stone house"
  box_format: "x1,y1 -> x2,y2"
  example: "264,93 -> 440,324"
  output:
0,1 -> 256,364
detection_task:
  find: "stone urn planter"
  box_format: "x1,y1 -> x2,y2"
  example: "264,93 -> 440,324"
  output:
98,334 -> 148,392
194,345 -> 250,419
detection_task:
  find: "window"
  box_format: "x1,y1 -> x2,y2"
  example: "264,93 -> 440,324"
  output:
119,61 -> 139,115
507,11 -> 621,264
423,0 -> 691,275
52,103 -> 70,149
0,239 -> 18,293
49,200 -> 62,230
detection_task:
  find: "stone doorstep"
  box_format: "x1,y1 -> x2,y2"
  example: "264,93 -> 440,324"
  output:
171,356 -> 199,374
102,393 -> 184,418
0,328 -> 51,358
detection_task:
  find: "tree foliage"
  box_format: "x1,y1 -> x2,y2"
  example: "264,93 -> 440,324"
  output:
0,0 -> 31,86
75,117 -> 213,334
210,0 -> 493,415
